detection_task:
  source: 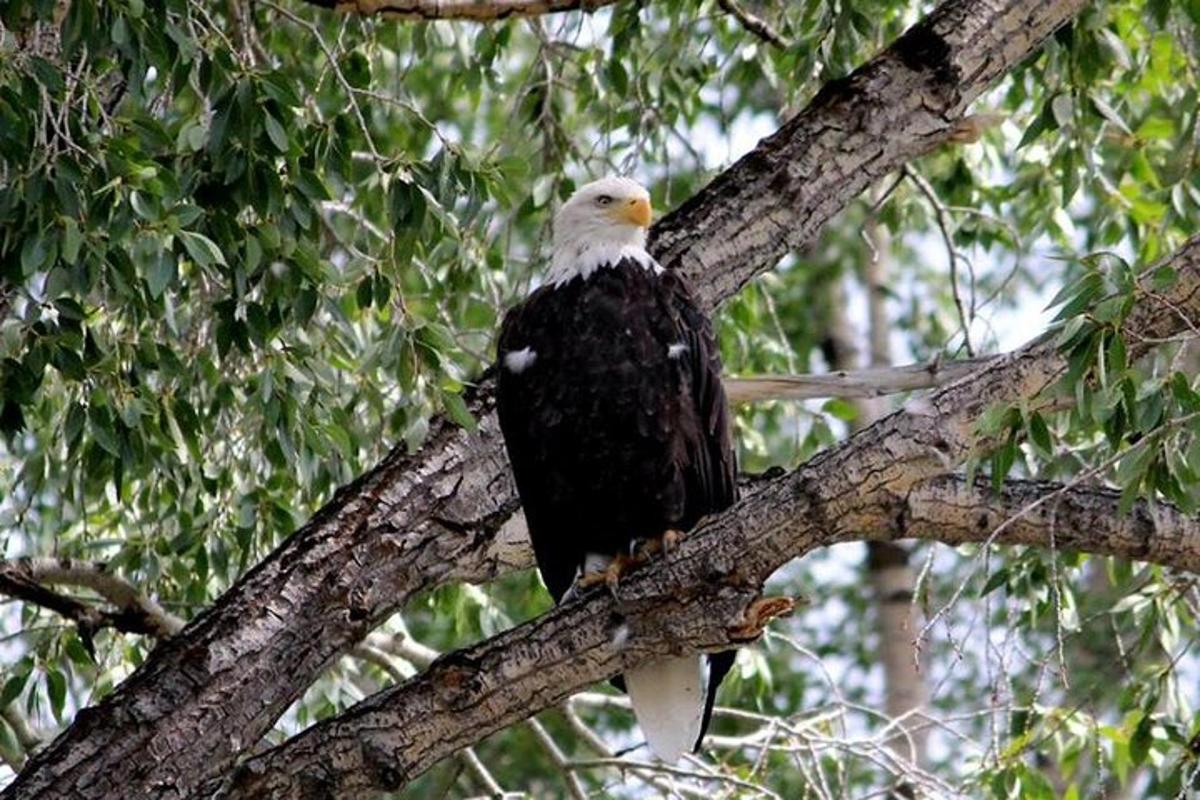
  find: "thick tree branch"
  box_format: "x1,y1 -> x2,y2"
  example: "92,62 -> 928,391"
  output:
896,475 -> 1200,571
227,237 -> 1200,797
2,1 -> 1090,797
297,0 -> 619,21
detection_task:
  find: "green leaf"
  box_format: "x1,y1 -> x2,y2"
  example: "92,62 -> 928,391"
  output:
1130,714 -> 1154,766
146,255 -> 177,299
46,668 -> 66,723
341,51 -> 371,89
990,437 -> 1017,492
0,671 -> 29,708
443,393 -> 477,432
979,567 -> 1009,597
1027,412 -> 1053,457
61,217 -> 82,264
263,112 -> 289,153
1136,116 -> 1174,141
1089,93 -> 1131,135
356,275 -> 374,311
64,401 -> 86,444
65,635 -> 95,667
21,230 -> 50,275
822,398 -> 858,423
179,231 -> 227,268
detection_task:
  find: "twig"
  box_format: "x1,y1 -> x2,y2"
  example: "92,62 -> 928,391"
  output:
716,0 -> 790,49
526,718 -> 589,800
349,645 -> 408,683
569,758 -> 783,799
298,0 -> 620,21
460,747 -> 506,795
904,165 -> 975,356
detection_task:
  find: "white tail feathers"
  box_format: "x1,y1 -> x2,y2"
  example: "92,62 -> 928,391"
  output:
624,655 -> 708,762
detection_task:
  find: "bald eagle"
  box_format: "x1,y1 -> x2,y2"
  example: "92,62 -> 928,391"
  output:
496,176 -> 737,761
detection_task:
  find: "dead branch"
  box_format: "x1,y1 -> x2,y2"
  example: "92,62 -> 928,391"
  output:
724,356 -> 995,403
297,0 -> 619,21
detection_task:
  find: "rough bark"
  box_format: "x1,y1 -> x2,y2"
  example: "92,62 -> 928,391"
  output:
2,1 -> 1088,798
297,0 -> 619,21
226,235 -> 1200,797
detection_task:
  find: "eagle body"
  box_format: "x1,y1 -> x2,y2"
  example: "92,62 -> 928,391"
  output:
496,177 -> 738,761
497,262 -> 736,600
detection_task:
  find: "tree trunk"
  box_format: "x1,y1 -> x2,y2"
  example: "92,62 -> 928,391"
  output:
862,217 -> 930,768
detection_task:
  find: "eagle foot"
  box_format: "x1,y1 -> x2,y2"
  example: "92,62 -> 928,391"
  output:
634,529 -> 686,561
727,596 -> 797,641
576,553 -> 642,593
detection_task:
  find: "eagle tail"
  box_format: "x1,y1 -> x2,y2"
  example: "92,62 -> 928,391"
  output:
624,655 -> 708,762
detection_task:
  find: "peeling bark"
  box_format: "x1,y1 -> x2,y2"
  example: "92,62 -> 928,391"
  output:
1,1 -> 1090,798
225,236 -> 1200,798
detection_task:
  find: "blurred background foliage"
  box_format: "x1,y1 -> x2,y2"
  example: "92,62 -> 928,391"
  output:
2,0 -> 1200,796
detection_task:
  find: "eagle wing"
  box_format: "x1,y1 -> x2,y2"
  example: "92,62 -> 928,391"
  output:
661,270 -> 738,515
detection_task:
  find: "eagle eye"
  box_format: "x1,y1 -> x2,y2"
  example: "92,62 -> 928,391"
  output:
596,195 -> 614,206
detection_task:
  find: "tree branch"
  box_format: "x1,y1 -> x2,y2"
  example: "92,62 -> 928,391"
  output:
4,559 -> 185,638
226,235 -> 1200,797
716,0 -> 790,50
896,475 -> 1200,571
296,0 -> 620,21
3,1 -> 1091,797
724,356 -> 996,403
0,559 -> 181,643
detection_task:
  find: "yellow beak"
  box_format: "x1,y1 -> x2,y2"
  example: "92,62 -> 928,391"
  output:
617,196 -> 652,228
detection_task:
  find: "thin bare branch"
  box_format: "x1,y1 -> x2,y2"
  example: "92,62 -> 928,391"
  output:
724,355 -> 996,403
904,165 -> 974,356
716,0 -> 790,49
1,558 -> 183,639
298,0 -> 620,21
0,559 -> 182,641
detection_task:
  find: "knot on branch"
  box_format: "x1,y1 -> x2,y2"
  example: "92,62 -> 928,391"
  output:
362,739 -> 406,791
727,596 -> 798,642
892,18 -> 959,89
432,655 -> 484,711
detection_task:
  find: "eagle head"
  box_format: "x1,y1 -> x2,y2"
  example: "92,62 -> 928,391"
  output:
549,177 -> 654,283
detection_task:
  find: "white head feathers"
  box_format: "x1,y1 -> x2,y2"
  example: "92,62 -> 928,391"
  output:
546,176 -> 661,286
